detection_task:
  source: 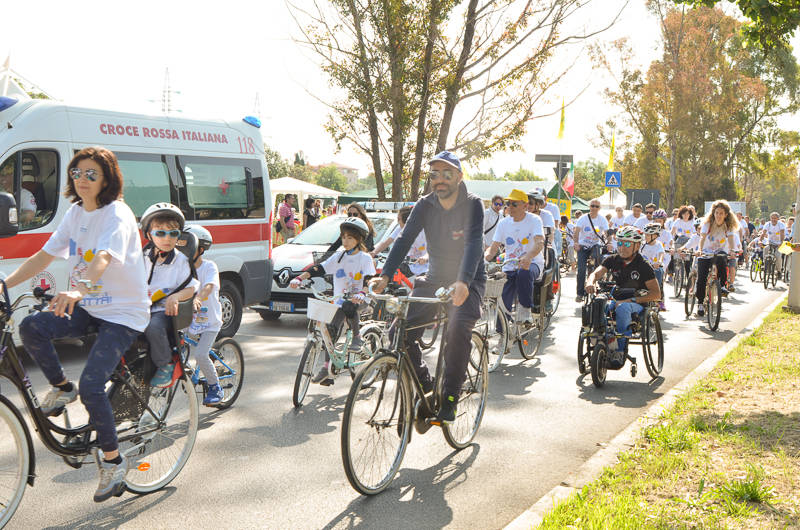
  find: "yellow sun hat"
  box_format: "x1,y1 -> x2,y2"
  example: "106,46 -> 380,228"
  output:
504,189 -> 529,203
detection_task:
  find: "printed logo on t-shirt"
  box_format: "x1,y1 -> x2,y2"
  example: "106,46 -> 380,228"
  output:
68,240 -> 111,305
631,271 -> 640,281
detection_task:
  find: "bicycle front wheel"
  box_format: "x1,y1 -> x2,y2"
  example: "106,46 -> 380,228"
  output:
443,332 -> 488,450
763,260 -> 772,289
0,395 -> 30,528
673,261 -> 684,298
293,334 -> 322,407
212,338 -> 245,409
481,298 -> 508,373
341,353 -> 411,495
707,279 -> 722,331
749,258 -> 758,282
123,378 -> 199,494
684,272 -> 696,317
642,310 -> 664,378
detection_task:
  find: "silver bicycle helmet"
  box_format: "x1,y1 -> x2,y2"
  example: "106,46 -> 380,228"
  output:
340,216 -> 369,239
184,225 -> 213,250
140,202 -> 185,238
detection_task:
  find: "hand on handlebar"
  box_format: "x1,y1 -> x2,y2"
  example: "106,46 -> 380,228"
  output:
49,290 -> 83,318
449,281 -> 469,306
369,275 -> 389,294
585,281 -> 596,296
519,255 -> 532,270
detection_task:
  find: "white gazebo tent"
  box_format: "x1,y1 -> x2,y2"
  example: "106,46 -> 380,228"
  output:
269,176 -> 341,225
592,188 -> 627,209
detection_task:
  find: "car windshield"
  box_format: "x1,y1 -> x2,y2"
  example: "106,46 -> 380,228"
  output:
290,214 -> 396,245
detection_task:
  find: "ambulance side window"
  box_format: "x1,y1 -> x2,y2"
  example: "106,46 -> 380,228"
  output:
179,156 -> 265,220
1,150 -> 59,231
117,153 -> 173,218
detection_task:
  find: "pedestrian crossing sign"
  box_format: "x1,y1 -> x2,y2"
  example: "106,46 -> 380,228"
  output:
605,171 -> 621,188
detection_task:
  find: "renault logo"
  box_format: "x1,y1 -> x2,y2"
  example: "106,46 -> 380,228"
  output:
277,269 -> 291,287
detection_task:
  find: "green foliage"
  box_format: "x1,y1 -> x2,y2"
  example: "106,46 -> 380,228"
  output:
265,145 -> 290,179
501,167 -> 542,182
574,158 -> 606,198
315,166 -> 348,192
287,164 -> 316,183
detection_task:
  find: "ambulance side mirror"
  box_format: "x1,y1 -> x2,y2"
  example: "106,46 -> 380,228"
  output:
0,192 -> 19,238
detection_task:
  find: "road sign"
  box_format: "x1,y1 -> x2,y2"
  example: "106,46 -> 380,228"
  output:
553,162 -> 570,180
605,171 -> 621,188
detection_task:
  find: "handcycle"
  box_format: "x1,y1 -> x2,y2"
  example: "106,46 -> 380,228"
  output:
292,284 -> 382,407
684,250 -> 728,331
0,283 -> 198,527
340,284 -> 487,495
577,281 -> 664,388
184,334 -> 245,409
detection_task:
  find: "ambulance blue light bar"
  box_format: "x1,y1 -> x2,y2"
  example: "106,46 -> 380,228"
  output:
0,97 -> 18,112
243,116 -> 261,128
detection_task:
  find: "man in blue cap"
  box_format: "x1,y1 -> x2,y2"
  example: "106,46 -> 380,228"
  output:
371,150 -> 485,424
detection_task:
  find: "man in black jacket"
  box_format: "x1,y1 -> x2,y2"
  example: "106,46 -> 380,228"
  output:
371,151 -> 485,424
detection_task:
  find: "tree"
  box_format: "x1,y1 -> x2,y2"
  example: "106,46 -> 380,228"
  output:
293,151 -> 306,166
292,0 -> 625,199
573,158 -> 605,198
265,145 -> 290,179
288,164 -> 316,183
316,165 -> 349,191
502,167 -> 543,182
674,0 -> 800,51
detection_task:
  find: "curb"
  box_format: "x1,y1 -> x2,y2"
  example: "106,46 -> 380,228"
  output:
504,293 -> 789,530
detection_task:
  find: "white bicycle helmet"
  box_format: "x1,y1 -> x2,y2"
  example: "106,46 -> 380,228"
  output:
340,216 -> 369,239
184,225 -> 213,250
140,202 -> 185,238
653,209 -> 668,220
616,225 -> 644,244
527,188 -> 546,203
643,222 -> 662,235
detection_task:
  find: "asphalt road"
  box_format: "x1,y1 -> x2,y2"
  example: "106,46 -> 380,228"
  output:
4,269 -> 785,529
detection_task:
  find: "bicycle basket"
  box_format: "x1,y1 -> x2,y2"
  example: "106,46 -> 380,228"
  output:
307,297 -> 340,324
109,345 -> 153,423
485,277 -> 506,298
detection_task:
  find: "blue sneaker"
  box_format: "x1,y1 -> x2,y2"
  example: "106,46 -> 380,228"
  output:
203,384 -> 224,406
190,370 -> 200,386
150,364 -> 175,388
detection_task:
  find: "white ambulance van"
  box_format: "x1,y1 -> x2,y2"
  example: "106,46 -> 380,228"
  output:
0,96 -> 272,338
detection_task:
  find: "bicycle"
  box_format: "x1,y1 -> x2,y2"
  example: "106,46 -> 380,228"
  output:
763,244 -> 778,290
686,250 -> 727,331
185,336 -> 245,409
0,284 -> 198,527
340,285 -> 487,495
577,281 -> 663,388
749,250 -> 763,282
292,285 -> 382,407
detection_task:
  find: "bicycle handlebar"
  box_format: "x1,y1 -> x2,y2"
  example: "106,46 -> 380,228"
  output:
367,282 -> 453,304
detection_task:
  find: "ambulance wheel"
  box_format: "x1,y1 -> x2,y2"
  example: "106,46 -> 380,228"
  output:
218,280 -> 243,338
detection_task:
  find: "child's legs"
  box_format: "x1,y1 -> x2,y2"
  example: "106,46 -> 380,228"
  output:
190,331 -> 219,385
145,311 -> 173,367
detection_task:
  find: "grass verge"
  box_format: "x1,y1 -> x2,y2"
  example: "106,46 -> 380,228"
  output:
538,302 -> 800,529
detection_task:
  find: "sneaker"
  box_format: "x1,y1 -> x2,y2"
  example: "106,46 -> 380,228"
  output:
348,336 -> 364,353
728,285 -> 736,293
93,454 -> 128,502
190,370 -> 200,386
311,364 -> 330,384
421,377 -> 434,395
697,306 -> 705,317
658,301 -> 666,311
150,364 -> 175,388
720,287 -> 729,297
41,385 -> 78,416
203,384 -> 224,406
433,395 -> 457,425
575,295 -> 584,303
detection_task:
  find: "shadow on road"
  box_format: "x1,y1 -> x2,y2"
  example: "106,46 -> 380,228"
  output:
575,375 -> 665,408
322,444 -> 481,529
41,487 -> 176,529
488,357 -> 544,399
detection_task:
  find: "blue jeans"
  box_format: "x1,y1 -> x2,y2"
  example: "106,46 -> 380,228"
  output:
19,307 -> 140,452
577,245 -> 601,297
654,267 -> 664,294
605,300 -> 644,352
500,264 -> 541,313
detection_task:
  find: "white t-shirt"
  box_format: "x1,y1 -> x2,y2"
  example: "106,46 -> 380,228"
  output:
682,233 -> 701,252
544,202 -> 561,226
483,207 -> 502,248
189,260 -> 222,334
322,250 -> 376,304
641,240 -> 665,269
700,223 -> 734,254
739,219 -> 748,234
764,220 -> 786,244
610,215 -> 626,230
493,213 -> 545,277
672,219 -> 695,240
537,208 -> 555,230
575,214 -> 609,247
20,188 -> 37,213
143,248 -> 199,313
43,201 -> 151,332
623,214 -> 649,229
732,232 -> 743,253
389,225 -> 428,276
657,228 -> 672,249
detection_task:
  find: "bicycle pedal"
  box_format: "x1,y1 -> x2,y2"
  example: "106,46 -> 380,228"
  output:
46,406 -> 66,418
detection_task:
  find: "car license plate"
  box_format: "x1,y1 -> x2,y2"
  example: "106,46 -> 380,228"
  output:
270,301 -> 293,313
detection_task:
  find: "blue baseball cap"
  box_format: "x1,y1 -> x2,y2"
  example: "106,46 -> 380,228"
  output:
428,150 -> 462,173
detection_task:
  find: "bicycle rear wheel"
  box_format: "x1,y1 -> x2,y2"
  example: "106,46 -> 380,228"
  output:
0,395 -> 30,528
518,313 -> 543,360
749,258 -> 758,282
673,261 -> 684,298
642,310 -> 664,378
211,338 -> 244,409
771,262 -> 778,287
707,279 -> 721,331
443,332 -> 488,450
684,272 -> 696,317
341,354 -> 411,495
763,260 -> 772,289
481,298 -> 508,373
293,333 -> 322,407
123,378 -> 199,494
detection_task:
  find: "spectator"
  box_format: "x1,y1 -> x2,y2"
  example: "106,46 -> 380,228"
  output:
277,194 -> 297,242
483,194 -> 504,249
303,197 -> 320,229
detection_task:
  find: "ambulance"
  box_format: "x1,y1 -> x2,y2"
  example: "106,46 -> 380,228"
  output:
0,96 -> 272,338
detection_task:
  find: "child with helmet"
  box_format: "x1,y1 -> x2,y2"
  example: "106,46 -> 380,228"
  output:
289,217 -> 376,386
183,225 -> 225,405
140,203 -> 199,388
642,222 -> 666,311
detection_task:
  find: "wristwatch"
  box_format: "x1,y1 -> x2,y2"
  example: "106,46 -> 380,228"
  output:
77,279 -> 93,290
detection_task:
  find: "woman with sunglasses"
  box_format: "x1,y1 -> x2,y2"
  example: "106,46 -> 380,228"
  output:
1,146 -> 150,502
327,202 -> 376,252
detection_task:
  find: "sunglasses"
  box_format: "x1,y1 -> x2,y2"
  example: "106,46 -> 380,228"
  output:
506,200 -> 522,207
347,210 -> 360,216
69,168 -> 99,182
493,202 -> 503,207
151,229 -> 181,239
590,204 -> 600,208
429,169 -> 455,181
618,241 -> 634,248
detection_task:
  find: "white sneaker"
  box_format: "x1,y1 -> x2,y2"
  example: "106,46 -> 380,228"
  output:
94,454 -> 128,502
41,385 -> 78,416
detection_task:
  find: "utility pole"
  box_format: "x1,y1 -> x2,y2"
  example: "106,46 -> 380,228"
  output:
785,165 -> 800,312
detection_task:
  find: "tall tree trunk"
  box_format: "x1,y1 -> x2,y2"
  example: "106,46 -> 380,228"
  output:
668,138 -> 678,210
411,0 -> 441,199
383,0 -> 406,200
349,0 -> 386,199
436,0 -> 479,152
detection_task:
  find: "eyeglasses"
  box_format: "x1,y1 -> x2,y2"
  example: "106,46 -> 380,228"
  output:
646,210 -> 654,215
493,202 -> 503,207
151,229 -> 181,239
69,168 -> 99,182
347,210 -> 360,216
590,204 -> 600,208
429,169 -> 455,181
506,200 -> 522,207
618,241 -> 634,248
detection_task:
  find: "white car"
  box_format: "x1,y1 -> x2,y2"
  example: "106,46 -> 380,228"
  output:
254,213 -> 396,320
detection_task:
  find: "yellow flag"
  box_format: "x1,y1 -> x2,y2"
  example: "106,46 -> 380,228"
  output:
607,132 -> 615,171
557,99 -> 565,139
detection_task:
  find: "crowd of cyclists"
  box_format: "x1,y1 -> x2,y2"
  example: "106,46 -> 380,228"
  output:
2,145 -> 799,517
